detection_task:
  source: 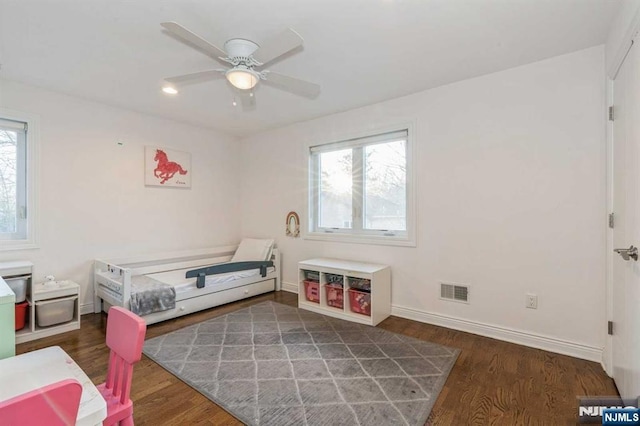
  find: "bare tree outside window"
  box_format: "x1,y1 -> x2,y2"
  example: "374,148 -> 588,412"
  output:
364,140 -> 406,231
0,116 -> 32,245
0,129 -> 18,234
319,149 -> 352,228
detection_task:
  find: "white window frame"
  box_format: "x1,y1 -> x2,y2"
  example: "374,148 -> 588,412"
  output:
0,108 -> 39,250
306,123 -> 416,247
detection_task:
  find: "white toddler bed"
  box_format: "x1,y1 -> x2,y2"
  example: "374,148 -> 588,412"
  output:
94,240 -> 280,325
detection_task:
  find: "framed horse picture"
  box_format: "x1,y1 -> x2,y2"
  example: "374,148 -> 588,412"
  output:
144,146 -> 191,188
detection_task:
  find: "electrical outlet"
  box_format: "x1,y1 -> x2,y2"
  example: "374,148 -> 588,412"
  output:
526,294 -> 538,309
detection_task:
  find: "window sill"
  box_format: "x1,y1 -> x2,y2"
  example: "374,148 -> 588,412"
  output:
0,242 -> 39,251
305,231 -> 416,247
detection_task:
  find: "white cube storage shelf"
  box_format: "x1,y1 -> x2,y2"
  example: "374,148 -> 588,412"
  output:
0,262 -> 81,345
298,258 -> 391,326
16,277 -> 80,344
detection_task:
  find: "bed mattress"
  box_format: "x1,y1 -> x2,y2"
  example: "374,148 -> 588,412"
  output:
145,265 -> 276,295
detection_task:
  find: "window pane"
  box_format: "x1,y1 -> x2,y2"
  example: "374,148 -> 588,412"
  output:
319,149 -> 352,228
0,128 -> 18,234
364,140 -> 406,231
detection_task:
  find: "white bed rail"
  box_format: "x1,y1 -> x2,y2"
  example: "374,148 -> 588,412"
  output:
94,245 -> 281,314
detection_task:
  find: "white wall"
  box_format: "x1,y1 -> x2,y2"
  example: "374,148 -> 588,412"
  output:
0,79 -> 242,311
240,46 -> 607,360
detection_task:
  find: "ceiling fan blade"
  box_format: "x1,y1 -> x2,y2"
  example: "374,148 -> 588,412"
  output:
264,71 -> 321,98
164,69 -> 226,85
253,28 -> 303,65
161,22 -> 227,60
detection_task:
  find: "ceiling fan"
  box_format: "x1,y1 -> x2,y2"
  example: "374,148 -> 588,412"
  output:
160,22 -> 321,102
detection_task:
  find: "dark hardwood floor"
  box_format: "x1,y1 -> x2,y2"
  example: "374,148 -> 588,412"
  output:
17,291 -> 617,425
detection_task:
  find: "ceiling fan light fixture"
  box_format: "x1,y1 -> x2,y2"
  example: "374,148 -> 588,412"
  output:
226,68 -> 259,90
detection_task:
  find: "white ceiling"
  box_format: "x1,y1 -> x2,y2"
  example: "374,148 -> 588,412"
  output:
0,0 -> 621,137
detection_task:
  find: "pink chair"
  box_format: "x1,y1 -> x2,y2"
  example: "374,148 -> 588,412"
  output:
97,306 -> 147,426
0,378 -> 82,426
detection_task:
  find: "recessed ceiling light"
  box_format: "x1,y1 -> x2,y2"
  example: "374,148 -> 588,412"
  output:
162,86 -> 178,95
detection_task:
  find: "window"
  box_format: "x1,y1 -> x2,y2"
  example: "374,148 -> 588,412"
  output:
309,128 -> 415,245
0,115 -> 36,248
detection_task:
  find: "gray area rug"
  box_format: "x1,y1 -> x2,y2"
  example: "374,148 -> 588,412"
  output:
143,301 -> 459,426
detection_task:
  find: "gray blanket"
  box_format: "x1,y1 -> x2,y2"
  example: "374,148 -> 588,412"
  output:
129,275 -> 176,316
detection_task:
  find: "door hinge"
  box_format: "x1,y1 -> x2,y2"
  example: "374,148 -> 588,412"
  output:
609,106 -> 615,121
609,213 -> 615,229
608,320 -> 613,335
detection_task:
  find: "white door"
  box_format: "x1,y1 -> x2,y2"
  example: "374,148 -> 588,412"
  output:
612,40 -> 640,399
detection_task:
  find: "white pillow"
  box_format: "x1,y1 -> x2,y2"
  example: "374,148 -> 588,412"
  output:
231,238 -> 274,262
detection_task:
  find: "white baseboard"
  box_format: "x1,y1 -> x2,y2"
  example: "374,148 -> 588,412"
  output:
391,304 -> 603,363
282,282 -> 600,362
80,303 -> 94,316
282,281 -> 298,294
113,276 -> 599,362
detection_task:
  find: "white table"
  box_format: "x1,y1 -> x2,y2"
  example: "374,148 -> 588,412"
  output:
0,346 -> 107,425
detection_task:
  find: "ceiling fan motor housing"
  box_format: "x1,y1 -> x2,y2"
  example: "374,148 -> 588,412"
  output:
224,38 -> 260,60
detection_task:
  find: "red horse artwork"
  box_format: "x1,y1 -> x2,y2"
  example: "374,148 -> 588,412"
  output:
153,149 -> 188,184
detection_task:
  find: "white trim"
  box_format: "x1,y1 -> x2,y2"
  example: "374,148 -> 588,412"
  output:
80,303 -> 95,316
310,130 -> 408,153
283,280 -> 601,362
304,231 -> 416,247
281,281 -> 298,293
603,2 -> 640,379
0,108 -> 39,251
604,76 -> 615,376
608,9 -> 640,79
391,304 -> 603,363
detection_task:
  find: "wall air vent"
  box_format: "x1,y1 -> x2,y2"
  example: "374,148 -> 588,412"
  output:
440,283 -> 469,303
